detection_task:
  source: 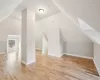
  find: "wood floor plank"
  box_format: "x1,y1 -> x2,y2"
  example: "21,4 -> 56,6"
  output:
0,50 -> 99,80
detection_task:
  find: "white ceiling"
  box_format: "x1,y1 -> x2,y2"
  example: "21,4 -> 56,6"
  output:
53,0 -> 100,32
53,0 -> 100,44
0,0 -> 22,22
11,0 -> 61,21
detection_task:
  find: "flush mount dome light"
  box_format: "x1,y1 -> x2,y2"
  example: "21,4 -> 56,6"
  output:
39,9 -> 44,13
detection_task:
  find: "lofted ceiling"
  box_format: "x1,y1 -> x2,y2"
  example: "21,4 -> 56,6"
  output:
53,0 -> 100,44
53,0 -> 100,32
0,0 -> 22,22
0,0 -> 97,51
10,0 -> 61,21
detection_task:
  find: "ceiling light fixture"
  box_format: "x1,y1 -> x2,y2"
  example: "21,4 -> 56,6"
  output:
39,9 -> 44,13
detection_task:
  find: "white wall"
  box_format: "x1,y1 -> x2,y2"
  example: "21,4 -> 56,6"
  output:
0,41 -> 6,53
78,18 -> 100,45
42,34 -> 48,54
0,16 -> 21,53
0,12 -> 93,58
48,27 -> 62,57
60,30 -> 65,53
21,9 -> 36,65
36,12 -> 93,58
94,43 -> 100,75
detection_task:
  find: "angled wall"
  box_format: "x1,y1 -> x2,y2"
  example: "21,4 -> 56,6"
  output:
48,27 -> 62,57
52,0 -> 100,75
52,0 -> 100,32
0,0 -> 22,22
42,33 -> 48,55
59,30 -> 66,53
36,12 -> 93,58
94,43 -> 100,75
0,11 -> 93,58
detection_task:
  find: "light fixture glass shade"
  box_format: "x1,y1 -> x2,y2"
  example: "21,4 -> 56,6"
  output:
39,9 -> 44,13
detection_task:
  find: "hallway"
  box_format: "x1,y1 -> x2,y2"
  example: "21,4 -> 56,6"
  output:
0,50 -> 99,80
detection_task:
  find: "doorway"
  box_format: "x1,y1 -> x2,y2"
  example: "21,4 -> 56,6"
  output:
7,35 -> 20,53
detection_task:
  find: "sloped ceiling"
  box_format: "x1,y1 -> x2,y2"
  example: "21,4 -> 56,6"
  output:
52,0 -> 100,44
0,0 -> 94,51
52,0 -> 100,31
0,0 -> 22,22
11,0 -> 60,21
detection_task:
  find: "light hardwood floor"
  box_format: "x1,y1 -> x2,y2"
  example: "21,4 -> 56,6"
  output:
0,50 -> 100,80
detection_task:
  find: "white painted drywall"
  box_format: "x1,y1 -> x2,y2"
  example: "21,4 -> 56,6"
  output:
42,34 -> 48,54
0,41 -> 6,53
0,16 -> 21,53
0,12 -> 93,58
48,27 -> 62,57
0,0 -> 22,22
52,0 -> 100,32
78,18 -> 100,44
21,9 -> 36,65
60,30 -> 65,53
94,43 -> 100,76
36,12 -> 93,58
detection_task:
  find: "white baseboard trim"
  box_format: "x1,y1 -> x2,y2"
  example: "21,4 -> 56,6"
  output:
64,53 -> 93,60
36,48 -> 42,51
93,59 -> 100,76
48,53 -> 63,57
21,60 -> 36,65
